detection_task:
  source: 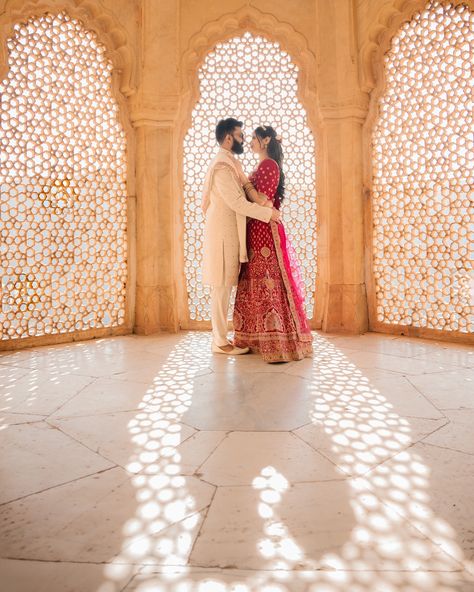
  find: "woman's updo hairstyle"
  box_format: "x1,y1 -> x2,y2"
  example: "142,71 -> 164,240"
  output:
255,125 -> 286,201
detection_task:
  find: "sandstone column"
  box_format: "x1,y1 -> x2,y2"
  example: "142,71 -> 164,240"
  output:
314,0 -> 369,333
131,0 -> 179,334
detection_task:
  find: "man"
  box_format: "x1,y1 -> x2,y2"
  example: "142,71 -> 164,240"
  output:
201,118 -> 280,355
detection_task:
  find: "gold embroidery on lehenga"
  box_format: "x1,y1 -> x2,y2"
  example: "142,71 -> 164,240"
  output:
264,278 -> 275,291
264,309 -> 284,332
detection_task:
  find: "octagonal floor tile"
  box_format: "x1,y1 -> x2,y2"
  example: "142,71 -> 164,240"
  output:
177,430 -> 228,475
408,368 -> 474,410
295,415 -> 447,477
0,467 -> 214,563
183,371 -> 312,431
326,350 -> 453,376
190,480 -> 355,570
48,412 -> 196,472
49,378 -> 152,418
422,409 -> 474,454
0,370 -> 94,416
362,441 -> 474,562
0,422 -> 114,504
199,431 -> 343,486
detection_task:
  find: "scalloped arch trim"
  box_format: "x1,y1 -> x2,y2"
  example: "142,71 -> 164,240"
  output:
181,5 -> 318,101
0,0 -> 135,95
359,0 -> 473,93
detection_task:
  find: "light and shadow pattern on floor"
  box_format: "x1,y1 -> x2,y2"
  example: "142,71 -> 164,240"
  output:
0,331 -> 473,591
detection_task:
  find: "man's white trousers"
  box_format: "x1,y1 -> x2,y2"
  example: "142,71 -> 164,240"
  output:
210,286 -> 232,346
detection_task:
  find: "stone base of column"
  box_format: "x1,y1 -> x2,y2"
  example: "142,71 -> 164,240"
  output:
321,283 -> 369,334
134,285 -> 178,334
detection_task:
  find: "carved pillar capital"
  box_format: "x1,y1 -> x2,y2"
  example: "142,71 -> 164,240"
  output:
130,94 -> 180,128
319,100 -> 369,124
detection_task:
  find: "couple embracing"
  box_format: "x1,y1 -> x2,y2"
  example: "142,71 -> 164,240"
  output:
201,118 -> 313,363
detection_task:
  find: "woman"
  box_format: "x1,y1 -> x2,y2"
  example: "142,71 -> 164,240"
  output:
232,125 -> 313,362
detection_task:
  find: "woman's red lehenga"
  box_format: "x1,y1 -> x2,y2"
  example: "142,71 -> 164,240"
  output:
233,158 -> 313,362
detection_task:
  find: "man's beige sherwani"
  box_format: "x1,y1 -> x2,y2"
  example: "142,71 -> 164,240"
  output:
201,148 -> 272,287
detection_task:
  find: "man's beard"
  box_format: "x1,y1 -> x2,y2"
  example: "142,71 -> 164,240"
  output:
231,139 -> 244,155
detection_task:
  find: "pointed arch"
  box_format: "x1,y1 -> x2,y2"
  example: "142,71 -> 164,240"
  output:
363,0 -> 474,343
180,5 -> 319,137
176,7 -> 320,329
0,3 -> 136,349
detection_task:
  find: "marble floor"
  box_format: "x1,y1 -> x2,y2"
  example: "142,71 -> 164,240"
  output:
0,330 -> 473,592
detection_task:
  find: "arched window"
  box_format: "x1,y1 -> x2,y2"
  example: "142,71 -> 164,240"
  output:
0,12 -> 128,341
183,32 -> 317,322
371,1 -> 473,334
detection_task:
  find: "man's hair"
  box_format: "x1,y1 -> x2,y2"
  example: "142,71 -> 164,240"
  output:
215,118 -> 243,145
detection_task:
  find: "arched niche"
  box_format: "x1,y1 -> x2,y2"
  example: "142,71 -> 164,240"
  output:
0,2 -> 136,349
363,0 -> 474,343
177,7 -> 320,330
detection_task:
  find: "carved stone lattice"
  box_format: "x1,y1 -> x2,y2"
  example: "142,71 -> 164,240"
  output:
0,12 -> 128,340
371,1 -> 473,333
183,32 -> 317,321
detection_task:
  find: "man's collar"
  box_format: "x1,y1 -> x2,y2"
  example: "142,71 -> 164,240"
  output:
218,147 -> 234,158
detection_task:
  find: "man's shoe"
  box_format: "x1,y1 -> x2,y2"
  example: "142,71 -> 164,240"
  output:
212,341 -> 249,355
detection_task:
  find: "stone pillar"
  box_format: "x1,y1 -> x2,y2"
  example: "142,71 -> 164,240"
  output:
314,0 -> 369,334
131,0 -> 179,334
